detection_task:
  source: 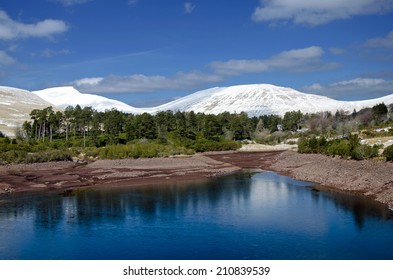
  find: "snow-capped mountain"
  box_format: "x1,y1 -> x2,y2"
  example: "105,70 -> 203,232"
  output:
33,87 -> 145,114
30,84 -> 393,117
2,83 -> 393,137
0,86 -> 55,137
149,84 -> 393,116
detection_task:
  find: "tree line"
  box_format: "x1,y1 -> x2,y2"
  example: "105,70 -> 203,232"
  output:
21,105 -> 256,146
1,101 -> 392,164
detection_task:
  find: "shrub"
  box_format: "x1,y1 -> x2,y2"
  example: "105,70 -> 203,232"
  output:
297,136 -> 327,154
191,138 -> 240,152
24,150 -> 73,163
97,142 -> 195,159
383,145 -> 393,161
326,140 -> 351,158
0,150 -> 28,164
351,144 -> 379,160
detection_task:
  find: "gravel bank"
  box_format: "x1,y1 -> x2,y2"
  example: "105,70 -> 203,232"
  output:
268,151 -> 393,208
0,154 -> 240,194
207,151 -> 393,208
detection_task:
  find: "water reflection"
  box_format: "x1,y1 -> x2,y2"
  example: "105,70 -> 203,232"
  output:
0,171 -> 393,260
1,175 -> 253,230
309,187 -> 392,230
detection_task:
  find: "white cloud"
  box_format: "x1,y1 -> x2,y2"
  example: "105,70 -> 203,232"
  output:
365,30 -> 393,48
184,2 -> 196,14
52,0 -> 92,6
0,10 -> 69,40
303,78 -> 393,100
70,72 -> 222,93
252,0 -> 393,26
0,50 -> 15,65
331,78 -> 389,88
211,46 -> 338,75
73,77 -> 104,86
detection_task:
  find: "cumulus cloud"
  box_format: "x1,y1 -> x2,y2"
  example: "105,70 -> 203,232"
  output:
72,77 -> 104,86
0,10 -> 69,40
365,30 -> 393,48
0,50 -> 15,65
70,72 -> 222,93
184,2 -> 196,14
303,78 -> 393,100
71,46 -> 341,94
211,46 -> 338,75
252,0 -> 393,26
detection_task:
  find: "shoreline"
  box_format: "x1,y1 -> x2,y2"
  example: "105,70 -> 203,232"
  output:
0,154 -> 242,195
205,151 -> 393,209
1,151 -> 393,209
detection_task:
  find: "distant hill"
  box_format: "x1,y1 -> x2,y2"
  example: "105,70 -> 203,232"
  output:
33,84 -> 393,117
149,84 -> 393,116
0,86 -> 55,137
1,83 -> 393,136
33,86 -> 145,114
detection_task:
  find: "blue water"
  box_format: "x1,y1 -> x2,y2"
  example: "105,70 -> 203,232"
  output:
0,171 -> 393,260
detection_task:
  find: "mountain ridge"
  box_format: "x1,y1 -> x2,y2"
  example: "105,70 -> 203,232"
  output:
32,84 -> 393,116
1,83 -> 393,136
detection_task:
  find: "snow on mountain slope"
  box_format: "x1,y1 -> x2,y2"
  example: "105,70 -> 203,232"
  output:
150,84 -> 393,116
0,86 -> 55,137
32,84 -> 393,117
1,83 -> 391,137
33,87 -> 145,114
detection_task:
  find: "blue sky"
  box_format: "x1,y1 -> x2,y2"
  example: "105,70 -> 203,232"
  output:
1,0 -> 393,106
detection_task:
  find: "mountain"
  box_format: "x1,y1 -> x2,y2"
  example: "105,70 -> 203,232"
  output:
33,84 -> 393,117
2,84 -> 393,137
0,86 -> 55,137
149,84 -> 393,116
33,87 -> 145,114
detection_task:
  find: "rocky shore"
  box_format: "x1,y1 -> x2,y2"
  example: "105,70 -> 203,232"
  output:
270,151 -> 393,208
0,154 -> 241,195
1,151 -> 393,208
209,151 -> 393,209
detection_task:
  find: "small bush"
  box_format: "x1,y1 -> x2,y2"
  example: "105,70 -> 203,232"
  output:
351,144 -> 379,160
0,150 -> 28,164
297,136 -> 327,154
326,140 -> 351,158
383,145 -> 393,161
24,150 -> 73,163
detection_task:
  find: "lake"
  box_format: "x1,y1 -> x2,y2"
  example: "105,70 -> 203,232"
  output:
0,170 -> 393,260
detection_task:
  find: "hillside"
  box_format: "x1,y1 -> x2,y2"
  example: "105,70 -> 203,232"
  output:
0,86 -> 55,137
33,84 -> 393,117
33,87 -> 145,114
1,83 -> 393,137
150,84 -> 393,116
